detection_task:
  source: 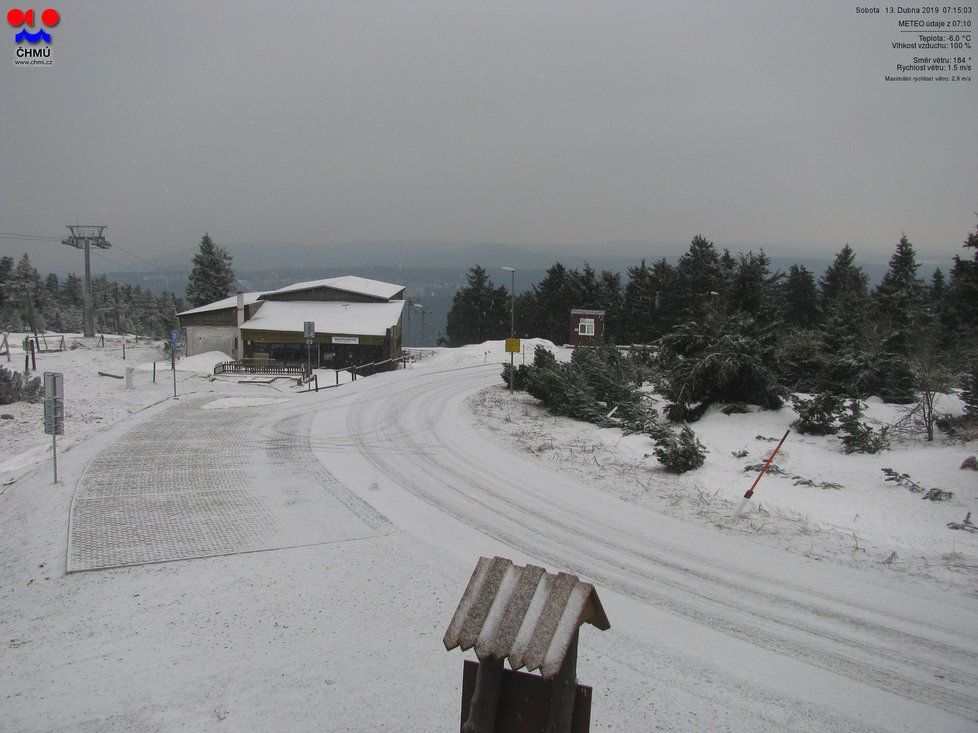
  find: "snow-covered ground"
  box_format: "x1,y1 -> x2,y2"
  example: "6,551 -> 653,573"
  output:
2,335 -> 977,731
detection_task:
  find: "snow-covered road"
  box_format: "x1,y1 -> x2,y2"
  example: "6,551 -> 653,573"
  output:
302,361 -> 978,730
4,351 -> 978,731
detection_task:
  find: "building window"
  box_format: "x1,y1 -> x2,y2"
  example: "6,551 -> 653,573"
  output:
578,318 -> 595,336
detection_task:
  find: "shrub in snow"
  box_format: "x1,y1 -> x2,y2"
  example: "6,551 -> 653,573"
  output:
532,344 -> 557,370
0,365 -> 43,405
524,342 -> 649,428
500,363 -> 529,390
652,424 -> 706,473
790,392 -> 847,435
817,350 -> 881,400
658,312 -> 785,422
839,413 -> 889,454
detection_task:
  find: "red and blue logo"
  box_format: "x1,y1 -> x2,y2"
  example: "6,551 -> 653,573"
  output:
7,7 -> 59,43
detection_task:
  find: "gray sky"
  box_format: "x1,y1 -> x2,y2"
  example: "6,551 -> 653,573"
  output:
2,0 -> 976,272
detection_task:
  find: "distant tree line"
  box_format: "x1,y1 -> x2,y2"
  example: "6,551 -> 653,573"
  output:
0,253 -> 182,339
448,222 -> 978,419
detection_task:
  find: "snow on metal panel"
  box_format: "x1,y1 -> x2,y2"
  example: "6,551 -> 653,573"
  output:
444,557 -> 610,680
267,276 -> 403,301
177,292 -> 264,317
241,300 -> 405,336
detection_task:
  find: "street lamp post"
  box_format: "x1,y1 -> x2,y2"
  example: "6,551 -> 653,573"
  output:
502,266 -> 516,392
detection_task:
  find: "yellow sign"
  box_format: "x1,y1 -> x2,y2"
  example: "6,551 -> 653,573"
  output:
505,338 -> 521,353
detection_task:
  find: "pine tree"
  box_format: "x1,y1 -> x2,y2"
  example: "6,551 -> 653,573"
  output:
522,262 -> 578,344
874,235 -> 924,351
946,221 -> 978,348
873,236 -> 925,403
444,265 -> 510,345
727,250 -> 781,319
674,235 -> 725,322
185,233 -> 235,308
818,244 -> 871,357
783,265 -> 819,329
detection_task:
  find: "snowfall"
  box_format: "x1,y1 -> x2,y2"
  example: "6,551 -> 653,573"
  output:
1,333 -> 976,731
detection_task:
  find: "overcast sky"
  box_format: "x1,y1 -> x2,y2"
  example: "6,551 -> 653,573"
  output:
1,0 -> 976,272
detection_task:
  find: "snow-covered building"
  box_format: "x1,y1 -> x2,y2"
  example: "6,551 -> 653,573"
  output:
177,276 -> 405,368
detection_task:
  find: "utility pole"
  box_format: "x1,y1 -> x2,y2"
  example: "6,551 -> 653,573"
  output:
62,225 -> 111,337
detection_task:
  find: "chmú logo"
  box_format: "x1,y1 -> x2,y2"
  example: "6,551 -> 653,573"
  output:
8,6 -> 58,65
7,7 -> 59,43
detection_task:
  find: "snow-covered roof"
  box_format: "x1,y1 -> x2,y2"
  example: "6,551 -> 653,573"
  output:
266,276 -> 403,301
241,300 -> 405,336
177,292 -> 264,317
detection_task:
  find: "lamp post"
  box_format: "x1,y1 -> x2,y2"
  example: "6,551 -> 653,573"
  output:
502,266 -> 516,392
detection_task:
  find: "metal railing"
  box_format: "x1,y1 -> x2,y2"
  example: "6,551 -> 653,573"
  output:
214,360 -> 310,377
348,355 -> 408,379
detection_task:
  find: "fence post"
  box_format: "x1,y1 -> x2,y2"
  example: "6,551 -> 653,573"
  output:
153,361 -> 156,383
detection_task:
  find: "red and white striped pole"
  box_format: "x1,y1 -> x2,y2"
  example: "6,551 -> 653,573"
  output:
732,428 -> 790,519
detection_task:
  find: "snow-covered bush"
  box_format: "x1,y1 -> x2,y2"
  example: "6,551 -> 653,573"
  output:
790,392 -> 846,435
658,312 -> 786,422
524,343 -> 648,427
652,424 -> 706,473
839,413 -> 889,454
500,362 -> 529,390
0,365 -> 43,405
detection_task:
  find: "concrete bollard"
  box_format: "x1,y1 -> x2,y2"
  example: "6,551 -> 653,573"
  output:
125,366 -> 134,390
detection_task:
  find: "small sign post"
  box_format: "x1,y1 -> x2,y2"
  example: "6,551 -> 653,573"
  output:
304,321 -> 315,376
170,329 -> 178,399
505,338 -> 521,393
43,372 -> 64,483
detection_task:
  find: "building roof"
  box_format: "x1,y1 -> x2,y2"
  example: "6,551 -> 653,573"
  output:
443,556 -> 609,679
266,275 -> 403,301
570,309 -> 605,316
177,292 -> 265,317
241,300 -> 405,337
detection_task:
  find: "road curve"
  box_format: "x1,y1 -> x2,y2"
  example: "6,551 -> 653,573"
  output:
291,362 -> 978,731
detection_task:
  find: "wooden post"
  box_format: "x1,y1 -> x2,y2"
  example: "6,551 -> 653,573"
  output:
462,657 -> 505,733
546,629 -> 579,733
153,361 -> 156,383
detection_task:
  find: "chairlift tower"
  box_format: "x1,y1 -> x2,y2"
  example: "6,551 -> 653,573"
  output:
62,225 -> 111,337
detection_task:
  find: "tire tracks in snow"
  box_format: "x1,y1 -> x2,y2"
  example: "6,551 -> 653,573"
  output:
344,366 -> 978,724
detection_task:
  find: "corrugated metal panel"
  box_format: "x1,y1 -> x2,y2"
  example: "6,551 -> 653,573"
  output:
444,557 -> 610,680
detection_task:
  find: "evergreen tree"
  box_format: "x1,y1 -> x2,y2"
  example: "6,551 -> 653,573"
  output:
674,235 -> 725,322
621,258 -> 680,343
658,308 -> 785,420
946,221 -> 978,349
589,268 -> 624,342
818,244 -> 871,354
874,235 -> 924,350
783,265 -> 820,329
727,250 -> 781,319
0,255 -> 13,316
873,235 -> 925,402
185,233 -> 235,308
444,265 -> 510,345
522,262 -> 579,344
10,254 -> 44,331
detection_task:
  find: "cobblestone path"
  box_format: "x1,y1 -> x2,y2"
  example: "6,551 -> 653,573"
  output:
67,395 -> 388,572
